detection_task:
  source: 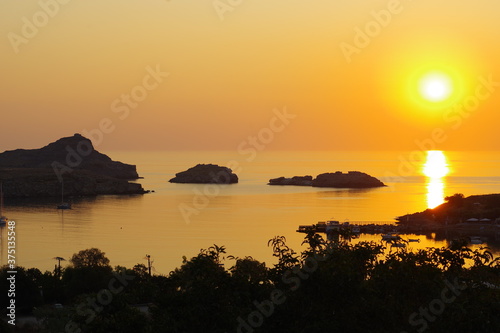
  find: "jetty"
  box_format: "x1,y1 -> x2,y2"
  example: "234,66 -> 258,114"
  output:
297,221 -> 398,235
296,220 -> 500,242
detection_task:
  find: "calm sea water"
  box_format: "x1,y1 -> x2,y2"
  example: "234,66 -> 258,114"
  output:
1,150 -> 500,274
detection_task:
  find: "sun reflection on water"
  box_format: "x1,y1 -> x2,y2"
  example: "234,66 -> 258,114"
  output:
423,151 -> 450,208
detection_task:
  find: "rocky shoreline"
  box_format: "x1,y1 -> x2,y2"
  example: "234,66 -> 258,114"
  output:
0,168 -> 145,198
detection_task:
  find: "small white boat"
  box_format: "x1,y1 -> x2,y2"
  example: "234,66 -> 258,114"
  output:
325,220 -> 340,233
57,179 -> 72,210
57,202 -> 72,210
408,239 -> 420,243
469,236 -> 483,245
382,232 -> 399,241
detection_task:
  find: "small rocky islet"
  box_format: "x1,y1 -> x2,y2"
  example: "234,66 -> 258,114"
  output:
269,171 -> 386,188
169,166 -> 384,188
169,164 -> 238,184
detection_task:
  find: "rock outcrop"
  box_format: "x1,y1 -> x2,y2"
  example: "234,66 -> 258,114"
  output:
313,171 -> 385,188
169,164 -> 238,184
268,176 -> 313,186
0,134 -> 146,197
268,171 -> 385,188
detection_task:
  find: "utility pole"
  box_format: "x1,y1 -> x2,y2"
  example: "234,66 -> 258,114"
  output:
53,257 -> 66,278
146,254 -> 151,276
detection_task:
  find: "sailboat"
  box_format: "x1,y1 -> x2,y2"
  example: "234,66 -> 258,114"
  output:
0,183 -> 8,225
57,179 -> 72,210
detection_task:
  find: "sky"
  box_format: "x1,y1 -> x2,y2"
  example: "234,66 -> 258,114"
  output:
1,0 -> 500,152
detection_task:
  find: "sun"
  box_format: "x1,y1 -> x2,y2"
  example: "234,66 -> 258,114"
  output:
379,37 -> 479,122
418,72 -> 453,102
402,66 -> 465,112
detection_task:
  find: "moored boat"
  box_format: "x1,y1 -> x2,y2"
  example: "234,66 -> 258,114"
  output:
469,236 -> 483,245
0,183 -> 8,225
382,232 -> 399,241
57,179 -> 72,210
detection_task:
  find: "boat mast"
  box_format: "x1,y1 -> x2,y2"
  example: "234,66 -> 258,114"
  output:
0,182 -> 3,216
0,182 -> 3,217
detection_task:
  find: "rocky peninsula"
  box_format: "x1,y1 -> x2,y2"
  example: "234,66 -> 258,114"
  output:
0,134 -> 146,197
269,171 -> 385,188
397,193 -> 500,227
169,164 -> 238,184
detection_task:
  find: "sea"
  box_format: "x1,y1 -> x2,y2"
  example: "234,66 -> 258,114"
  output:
2,150 -> 500,275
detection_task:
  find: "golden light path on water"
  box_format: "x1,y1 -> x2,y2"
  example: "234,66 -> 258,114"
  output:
423,151 -> 450,208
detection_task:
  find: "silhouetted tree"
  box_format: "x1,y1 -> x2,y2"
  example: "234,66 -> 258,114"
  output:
69,248 -> 110,269
445,193 -> 465,207
62,248 -> 112,297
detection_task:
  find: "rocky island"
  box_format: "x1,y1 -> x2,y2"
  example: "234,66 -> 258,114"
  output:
0,134 -> 146,197
269,171 -> 385,188
169,164 -> 238,184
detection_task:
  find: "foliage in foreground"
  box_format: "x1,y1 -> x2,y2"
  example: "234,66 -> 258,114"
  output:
1,238 -> 500,333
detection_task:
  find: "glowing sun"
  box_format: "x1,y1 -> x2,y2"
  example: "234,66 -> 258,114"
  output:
418,72 -> 453,102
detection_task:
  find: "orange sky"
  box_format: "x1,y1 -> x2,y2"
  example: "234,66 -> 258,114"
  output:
1,0 -> 500,151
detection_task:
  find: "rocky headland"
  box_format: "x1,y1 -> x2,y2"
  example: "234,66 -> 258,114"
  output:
169,164 -> 238,184
0,134 -> 146,197
397,193 -> 500,227
269,171 -> 385,188
0,133 -> 138,179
